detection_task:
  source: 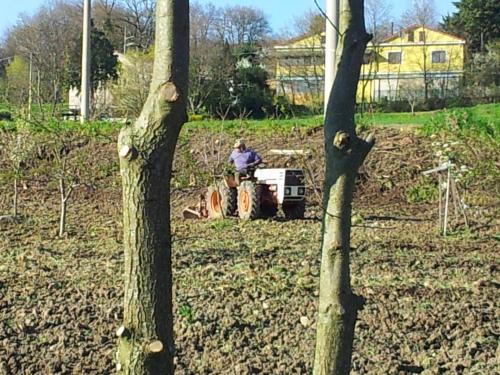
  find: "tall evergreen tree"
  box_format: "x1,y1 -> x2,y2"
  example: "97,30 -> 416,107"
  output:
441,0 -> 500,52
66,23 -> 118,96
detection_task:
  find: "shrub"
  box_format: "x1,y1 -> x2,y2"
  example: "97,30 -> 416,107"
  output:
188,114 -> 204,122
270,96 -> 314,119
444,96 -> 473,109
373,99 -> 411,113
421,108 -> 498,140
416,97 -> 446,112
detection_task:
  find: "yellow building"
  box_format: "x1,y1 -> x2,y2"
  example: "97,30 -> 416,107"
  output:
273,32 -> 325,106
273,25 -> 466,105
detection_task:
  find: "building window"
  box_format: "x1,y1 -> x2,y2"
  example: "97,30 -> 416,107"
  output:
388,52 -> 401,64
407,31 -> 414,42
419,31 -> 426,42
432,50 -> 446,63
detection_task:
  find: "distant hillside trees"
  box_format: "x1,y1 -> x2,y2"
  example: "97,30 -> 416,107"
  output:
0,0 -> 275,119
2,57 -> 30,107
188,2 -> 273,119
114,2 -> 274,119
463,41 -> 500,100
0,0 -> 150,116
229,45 -> 273,119
1,2 -> 80,113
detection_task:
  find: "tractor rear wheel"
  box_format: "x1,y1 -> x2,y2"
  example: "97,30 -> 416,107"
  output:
207,183 -> 236,219
237,181 -> 261,220
282,199 -> 306,219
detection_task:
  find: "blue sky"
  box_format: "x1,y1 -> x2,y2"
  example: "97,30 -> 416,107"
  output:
1,0 -> 457,36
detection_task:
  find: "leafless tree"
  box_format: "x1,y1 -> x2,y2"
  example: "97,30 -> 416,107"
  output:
3,2 -> 80,115
401,0 -> 437,28
216,5 -> 271,45
399,79 -> 423,115
111,50 -> 153,117
400,0 -> 438,100
293,9 -> 324,36
0,125 -> 33,219
118,0 -> 156,50
360,0 -> 394,108
188,2 -> 224,113
365,0 -> 393,43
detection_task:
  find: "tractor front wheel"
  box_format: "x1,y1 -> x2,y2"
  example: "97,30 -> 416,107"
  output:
237,181 -> 261,220
207,183 -> 236,219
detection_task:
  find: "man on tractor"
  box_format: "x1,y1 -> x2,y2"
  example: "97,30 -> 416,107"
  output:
203,139 -> 305,220
228,139 -> 262,184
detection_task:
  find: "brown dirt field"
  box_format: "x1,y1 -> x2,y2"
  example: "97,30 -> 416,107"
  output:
0,125 -> 498,374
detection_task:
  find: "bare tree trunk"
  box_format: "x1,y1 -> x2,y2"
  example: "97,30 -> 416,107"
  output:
13,176 -> 18,217
59,177 -> 67,237
116,0 -> 189,374
58,176 -> 75,237
313,1 -> 374,374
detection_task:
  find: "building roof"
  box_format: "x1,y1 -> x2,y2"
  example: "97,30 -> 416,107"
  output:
275,25 -> 465,51
382,25 -> 466,43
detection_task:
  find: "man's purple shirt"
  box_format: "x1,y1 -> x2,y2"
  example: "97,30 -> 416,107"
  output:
228,148 -> 261,172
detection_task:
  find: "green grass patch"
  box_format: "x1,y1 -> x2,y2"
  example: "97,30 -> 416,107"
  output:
469,103 -> 500,126
0,103 -> 497,139
0,118 -> 122,137
406,179 -> 439,204
178,304 -> 195,324
421,103 -> 499,140
209,219 -> 235,231
186,116 -> 323,135
357,111 -> 434,126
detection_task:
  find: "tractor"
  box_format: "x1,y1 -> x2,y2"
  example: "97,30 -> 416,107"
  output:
206,167 -> 306,220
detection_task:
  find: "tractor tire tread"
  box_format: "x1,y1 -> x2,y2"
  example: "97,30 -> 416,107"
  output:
237,181 -> 261,220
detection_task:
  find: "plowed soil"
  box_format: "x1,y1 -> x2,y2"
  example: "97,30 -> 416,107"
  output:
0,124 -> 498,374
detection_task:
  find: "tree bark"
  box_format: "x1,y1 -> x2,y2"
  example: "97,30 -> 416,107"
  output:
313,1 -> 374,374
116,0 -> 189,374
13,177 -> 18,218
59,178 -> 66,237
58,160 -> 67,236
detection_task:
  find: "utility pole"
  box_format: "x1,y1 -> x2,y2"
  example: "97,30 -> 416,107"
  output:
123,26 -> 128,53
324,0 -> 339,114
80,0 -> 91,123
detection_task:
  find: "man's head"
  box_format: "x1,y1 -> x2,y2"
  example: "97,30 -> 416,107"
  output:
233,139 -> 246,152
